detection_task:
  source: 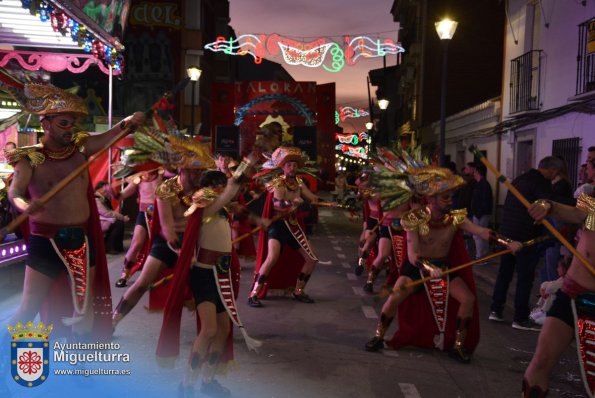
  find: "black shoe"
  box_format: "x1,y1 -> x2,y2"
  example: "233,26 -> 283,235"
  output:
355,258 -> 365,276
488,311 -> 504,322
512,319 -> 541,331
365,336 -> 385,352
448,346 -> 471,364
115,277 -> 127,288
363,282 -> 374,294
247,296 -> 262,308
292,292 -> 315,303
201,379 -> 230,398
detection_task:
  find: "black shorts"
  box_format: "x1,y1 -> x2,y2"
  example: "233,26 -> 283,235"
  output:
190,266 -> 226,313
366,217 -> 379,231
267,220 -> 301,250
400,259 -> 458,291
378,225 -> 390,239
546,290 -> 574,328
28,228 -> 95,279
149,233 -> 183,268
135,211 -> 148,229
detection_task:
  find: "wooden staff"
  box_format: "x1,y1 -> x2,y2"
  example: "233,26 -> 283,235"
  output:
377,236 -> 550,299
0,126 -> 134,240
231,210 -> 291,245
149,273 -> 173,291
469,144 -> 595,277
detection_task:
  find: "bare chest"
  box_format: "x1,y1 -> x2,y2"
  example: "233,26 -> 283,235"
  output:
419,226 -> 456,257
29,154 -> 88,199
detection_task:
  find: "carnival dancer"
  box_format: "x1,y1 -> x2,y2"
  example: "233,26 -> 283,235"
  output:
247,146 -> 322,307
112,133 -> 212,329
354,171 -> 375,276
5,83 -> 145,339
522,160 -> 595,397
363,197 -> 396,293
157,151 -> 265,397
113,165 -> 164,287
364,164 -> 522,363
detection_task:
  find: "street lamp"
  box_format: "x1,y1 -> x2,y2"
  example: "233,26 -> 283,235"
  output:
435,18 -> 458,166
365,121 -> 374,130
378,98 -> 389,110
186,65 -> 202,137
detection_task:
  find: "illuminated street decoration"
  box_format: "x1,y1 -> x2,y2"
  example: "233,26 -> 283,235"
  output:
278,42 -> 333,68
338,106 -> 369,121
15,0 -> 125,71
204,33 -> 404,72
335,131 -> 370,159
344,36 -> 404,65
234,94 -> 315,126
335,144 -> 368,159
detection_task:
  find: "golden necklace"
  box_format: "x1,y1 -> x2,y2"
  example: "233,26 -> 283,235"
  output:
42,144 -> 77,161
284,176 -> 300,192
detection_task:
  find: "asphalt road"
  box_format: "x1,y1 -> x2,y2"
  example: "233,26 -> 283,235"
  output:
0,206 -> 587,398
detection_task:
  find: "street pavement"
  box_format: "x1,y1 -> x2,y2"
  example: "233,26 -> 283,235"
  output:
0,206 -> 587,397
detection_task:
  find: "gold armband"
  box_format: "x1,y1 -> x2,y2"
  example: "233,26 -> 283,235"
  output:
489,230 -> 513,246
401,207 -> 431,236
577,193 -> 595,232
231,159 -> 254,184
533,199 -> 552,215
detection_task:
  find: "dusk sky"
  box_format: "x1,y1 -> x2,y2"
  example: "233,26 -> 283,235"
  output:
229,0 -> 399,131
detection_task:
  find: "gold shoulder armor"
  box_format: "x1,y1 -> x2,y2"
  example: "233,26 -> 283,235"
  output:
5,145 -> 45,167
577,193 -> 595,232
267,175 -> 285,191
155,176 -> 182,202
450,208 -> 468,227
184,188 -> 220,217
401,207 -> 431,236
72,131 -> 90,151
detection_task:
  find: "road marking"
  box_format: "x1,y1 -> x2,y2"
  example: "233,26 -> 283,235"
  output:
330,240 -> 339,245
337,253 -> 346,259
332,246 -> 342,252
361,305 -> 377,318
347,273 -> 357,281
328,235 -> 336,239
383,350 -> 399,358
342,262 -> 350,269
352,287 -> 365,296
398,383 -> 421,398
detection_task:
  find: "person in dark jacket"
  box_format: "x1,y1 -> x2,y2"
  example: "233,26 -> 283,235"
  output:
469,163 -> 493,260
489,156 -> 565,331
540,159 -> 575,283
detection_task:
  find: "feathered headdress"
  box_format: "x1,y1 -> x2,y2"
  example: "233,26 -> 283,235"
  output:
370,146 -> 465,210
115,128 -> 214,178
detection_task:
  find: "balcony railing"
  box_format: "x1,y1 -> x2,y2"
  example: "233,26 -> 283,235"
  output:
510,50 -> 542,114
576,18 -> 595,95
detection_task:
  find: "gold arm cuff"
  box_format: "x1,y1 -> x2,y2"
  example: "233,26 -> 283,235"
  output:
533,199 -> 552,215
231,160 -> 254,183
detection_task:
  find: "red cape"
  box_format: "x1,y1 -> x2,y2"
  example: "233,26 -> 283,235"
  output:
145,200 -> 175,311
38,182 -> 113,341
156,209 -> 235,365
252,192 -> 305,298
387,230 -> 480,353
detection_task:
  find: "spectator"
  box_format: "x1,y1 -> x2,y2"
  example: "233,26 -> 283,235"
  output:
530,255 -> 571,325
95,181 -> 129,254
469,163 -> 493,260
334,172 -> 347,202
541,159 -> 575,283
489,156 -> 565,331
454,162 -> 476,211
